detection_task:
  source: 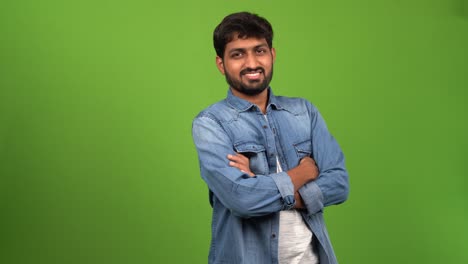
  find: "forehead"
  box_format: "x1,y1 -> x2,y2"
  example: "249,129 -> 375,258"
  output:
225,36 -> 269,52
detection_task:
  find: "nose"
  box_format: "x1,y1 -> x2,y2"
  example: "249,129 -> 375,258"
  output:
244,52 -> 259,69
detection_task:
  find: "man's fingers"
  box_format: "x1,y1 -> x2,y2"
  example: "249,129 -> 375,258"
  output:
227,154 -> 241,162
229,161 -> 253,175
229,161 -> 240,168
228,153 -> 249,163
228,153 -> 254,175
228,158 -> 246,169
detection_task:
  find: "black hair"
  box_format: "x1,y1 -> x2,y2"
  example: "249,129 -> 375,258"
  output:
213,12 -> 273,58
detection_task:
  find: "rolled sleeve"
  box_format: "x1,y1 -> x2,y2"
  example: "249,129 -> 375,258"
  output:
270,171 -> 296,210
298,181 -> 324,215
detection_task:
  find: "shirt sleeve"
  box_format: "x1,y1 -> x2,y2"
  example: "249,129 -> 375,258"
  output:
192,114 -> 296,218
298,102 -> 349,216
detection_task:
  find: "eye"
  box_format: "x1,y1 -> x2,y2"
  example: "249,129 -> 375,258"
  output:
256,48 -> 267,55
231,52 -> 243,59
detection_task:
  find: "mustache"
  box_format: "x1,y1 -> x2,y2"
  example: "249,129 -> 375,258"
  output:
240,67 -> 264,75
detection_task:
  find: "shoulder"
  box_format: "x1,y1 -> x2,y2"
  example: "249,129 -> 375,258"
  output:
274,95 -> 318,115
193,99 -> 238,126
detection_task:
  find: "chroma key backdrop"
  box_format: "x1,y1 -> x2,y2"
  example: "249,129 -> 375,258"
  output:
1,1 -> 467,263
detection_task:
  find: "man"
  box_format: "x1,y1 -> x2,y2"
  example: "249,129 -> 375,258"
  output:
192,12 -> 349,264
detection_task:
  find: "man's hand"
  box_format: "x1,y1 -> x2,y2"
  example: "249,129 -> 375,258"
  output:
228,153 -> 255,177
299,156 -> 319,180
287,156 -> 319,192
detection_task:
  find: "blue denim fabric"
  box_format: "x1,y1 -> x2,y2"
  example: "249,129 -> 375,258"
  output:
192,88 -> 349,264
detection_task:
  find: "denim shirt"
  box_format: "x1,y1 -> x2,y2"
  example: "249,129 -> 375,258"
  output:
192,88 -> 349,264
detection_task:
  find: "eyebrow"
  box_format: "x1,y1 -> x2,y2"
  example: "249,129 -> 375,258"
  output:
228,44 -> 269,54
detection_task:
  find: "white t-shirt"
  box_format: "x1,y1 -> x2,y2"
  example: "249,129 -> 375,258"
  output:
277,157 -> 319,264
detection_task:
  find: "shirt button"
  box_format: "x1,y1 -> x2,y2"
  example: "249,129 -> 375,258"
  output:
263,125 -> 268,129
271,233 -> 277,239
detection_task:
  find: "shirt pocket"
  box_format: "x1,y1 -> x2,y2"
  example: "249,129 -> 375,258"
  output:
234,142 -> 269,175
293,139 -> 313,159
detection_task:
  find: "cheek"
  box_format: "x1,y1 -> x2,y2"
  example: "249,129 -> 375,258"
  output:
262,58 -> 274,67
225,64 -> 242,76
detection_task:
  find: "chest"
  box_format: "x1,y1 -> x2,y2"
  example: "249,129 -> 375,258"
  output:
222,110 -> 313,174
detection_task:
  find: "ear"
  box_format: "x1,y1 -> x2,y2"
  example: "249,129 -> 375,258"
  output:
271,47 -> 276,63
215,56 -> 225,75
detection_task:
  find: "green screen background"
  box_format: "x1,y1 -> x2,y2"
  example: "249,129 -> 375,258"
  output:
1,1 -> 467,263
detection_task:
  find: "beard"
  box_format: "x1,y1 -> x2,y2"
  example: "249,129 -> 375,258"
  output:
224,66 -> 273,96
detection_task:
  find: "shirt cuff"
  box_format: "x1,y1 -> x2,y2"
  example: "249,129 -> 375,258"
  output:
298,181 -> 324,215
270,171 -> 295,210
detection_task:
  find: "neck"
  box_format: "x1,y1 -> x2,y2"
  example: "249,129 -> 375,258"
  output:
231,88 -> 269,114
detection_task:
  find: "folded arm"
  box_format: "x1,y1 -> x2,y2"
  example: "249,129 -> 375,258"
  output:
298,103 -> 349,216
228,153 -> 317,210
193,114 -> 316,218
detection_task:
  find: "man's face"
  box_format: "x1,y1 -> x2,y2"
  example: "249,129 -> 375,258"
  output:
216,36 -> 276,96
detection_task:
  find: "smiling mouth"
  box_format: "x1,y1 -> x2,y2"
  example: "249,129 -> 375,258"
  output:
245,72 -> 261,78
242,69 -> 264,80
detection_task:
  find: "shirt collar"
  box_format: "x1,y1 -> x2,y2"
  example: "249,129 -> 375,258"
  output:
226,87 -> 284,112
